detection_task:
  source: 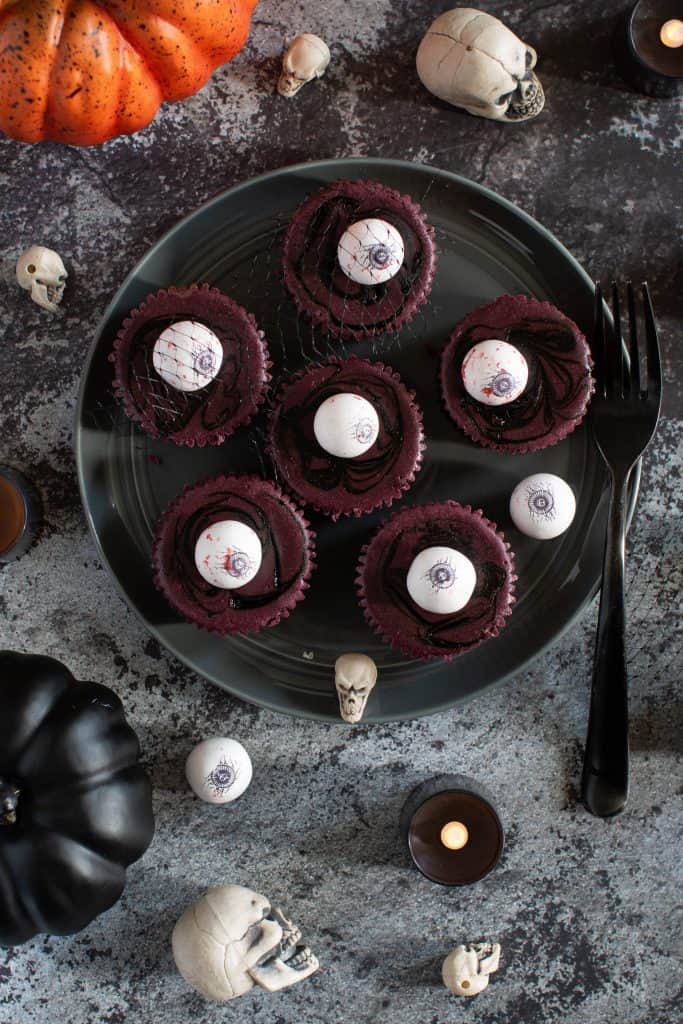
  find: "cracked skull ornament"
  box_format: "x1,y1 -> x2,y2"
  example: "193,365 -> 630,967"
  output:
172,884 -> 319,1001
334,653 -> 378,723
416,8 -> 544,122
278,34 -> 331,97
442,942 -> 501,997
16,246 -> 68,314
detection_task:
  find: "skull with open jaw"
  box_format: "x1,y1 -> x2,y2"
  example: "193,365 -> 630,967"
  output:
172,884 -> 319,1001
416,8 -> 544,122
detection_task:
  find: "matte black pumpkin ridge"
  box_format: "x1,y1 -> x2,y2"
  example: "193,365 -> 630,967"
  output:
0,651 -> 155,946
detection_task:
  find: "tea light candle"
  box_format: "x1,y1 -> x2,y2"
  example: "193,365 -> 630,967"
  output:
0,466 -> 42,563
400,774 -> 504,886
440,820 -> 470,850
614,1 -> 683,97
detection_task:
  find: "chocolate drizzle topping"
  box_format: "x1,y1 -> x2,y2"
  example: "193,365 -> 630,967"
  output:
441,297 -> 593,452
111,286 -> 269,446
174,491 -> 304,617
360,504 -> 514,659
382,524 -> 507,652
270,358 -> 423,517
153,476 -> 313,633
283,182 -> 436,338
128,316 -> 246,436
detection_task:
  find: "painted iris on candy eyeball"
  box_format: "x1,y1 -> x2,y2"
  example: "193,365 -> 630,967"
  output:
185,737 -> 253,804
194,519 -> 262,589
313,392 -> 380,459
509,473 -> 576,539
406,545 -> 477,615
152,320 -> 223,392
337,218 -> 405,285
461,339 -> 528,406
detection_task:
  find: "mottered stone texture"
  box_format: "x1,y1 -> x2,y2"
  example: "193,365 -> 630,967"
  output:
0,2 -> 681,1022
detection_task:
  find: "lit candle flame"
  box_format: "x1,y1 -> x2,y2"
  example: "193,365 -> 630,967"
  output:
440,820 -> 469,850
660,19 -> 683,48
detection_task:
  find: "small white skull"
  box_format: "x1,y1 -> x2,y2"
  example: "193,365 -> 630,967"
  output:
417,8 -> 544,122
334,653 -> 377,724
442,942 -> 501,997
16,245 -> 68,314
278,34 -> 331,97
172,884 -> 319,1001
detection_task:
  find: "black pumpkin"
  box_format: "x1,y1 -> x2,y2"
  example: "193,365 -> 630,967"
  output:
0,651 -> 155,946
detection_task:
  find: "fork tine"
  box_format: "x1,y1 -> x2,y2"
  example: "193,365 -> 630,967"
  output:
642,282 -> 662,400
611,281 -> 625,399
593,282 -> 607,398
626,282 -> 641,397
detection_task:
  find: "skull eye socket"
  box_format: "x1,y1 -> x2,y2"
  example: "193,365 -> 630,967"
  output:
27,263 -> 36,274
496,90 -> 515,106
525,49 -> 534,68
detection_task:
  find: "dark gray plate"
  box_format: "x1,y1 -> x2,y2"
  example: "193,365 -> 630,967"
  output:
75,158 -> 630,722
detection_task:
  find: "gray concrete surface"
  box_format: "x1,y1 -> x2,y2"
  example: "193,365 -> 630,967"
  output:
0,2 -> 681,1022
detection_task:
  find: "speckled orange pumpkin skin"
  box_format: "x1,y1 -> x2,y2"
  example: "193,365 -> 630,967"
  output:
0,0 -> 258,145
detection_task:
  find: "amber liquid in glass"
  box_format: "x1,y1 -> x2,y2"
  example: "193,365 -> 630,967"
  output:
0,477 -> 26,555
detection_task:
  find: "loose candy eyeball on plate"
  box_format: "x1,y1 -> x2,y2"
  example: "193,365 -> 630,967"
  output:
509,473 -> 576,539
185,738 -> 253,804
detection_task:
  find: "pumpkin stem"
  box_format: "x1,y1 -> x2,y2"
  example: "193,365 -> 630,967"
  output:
0,778 -> 20,826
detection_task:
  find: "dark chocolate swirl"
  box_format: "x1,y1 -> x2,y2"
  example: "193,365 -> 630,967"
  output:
111,285 -> 269,446
127,316 -> 246,435
282,180 -> 436,339
269,357 -> 424,519
153,476 -> 314,634
441,295 -> 593,453
358,502 -> 515,661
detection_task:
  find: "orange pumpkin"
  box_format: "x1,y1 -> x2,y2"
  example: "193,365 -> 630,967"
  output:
0,0 -> 258,145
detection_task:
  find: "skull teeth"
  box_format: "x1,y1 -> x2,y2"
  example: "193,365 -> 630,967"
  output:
279,926 -> 302,959
44,285 -> 63,305
286,946 -> 316,971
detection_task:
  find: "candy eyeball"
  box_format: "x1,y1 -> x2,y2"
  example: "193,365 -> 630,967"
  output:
153,320 -> 223,392
337,218 -> 405,285
185,737 -> 253,804
313,392 -> 380,459
509,473 -> 576,539
406,546 -> 477,614
194,519 -> 262,589
461,339 -> 528,406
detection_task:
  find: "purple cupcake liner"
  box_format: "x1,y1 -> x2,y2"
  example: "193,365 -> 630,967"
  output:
111,284 -> 272,448
440,294 -> 594,454
282,179 -> 437,341
152,474 -> 316,635
356,501 -> 516,662
266,355 -> 425,520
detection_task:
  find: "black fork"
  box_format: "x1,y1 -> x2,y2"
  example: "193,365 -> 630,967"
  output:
581,281 -> 662,817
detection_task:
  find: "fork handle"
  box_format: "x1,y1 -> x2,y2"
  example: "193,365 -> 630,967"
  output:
581,469 -> 630,817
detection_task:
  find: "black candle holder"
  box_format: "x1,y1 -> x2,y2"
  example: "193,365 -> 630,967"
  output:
0,466 -> 42,563
400,774 -> 504,886
614,2 -> 683,97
